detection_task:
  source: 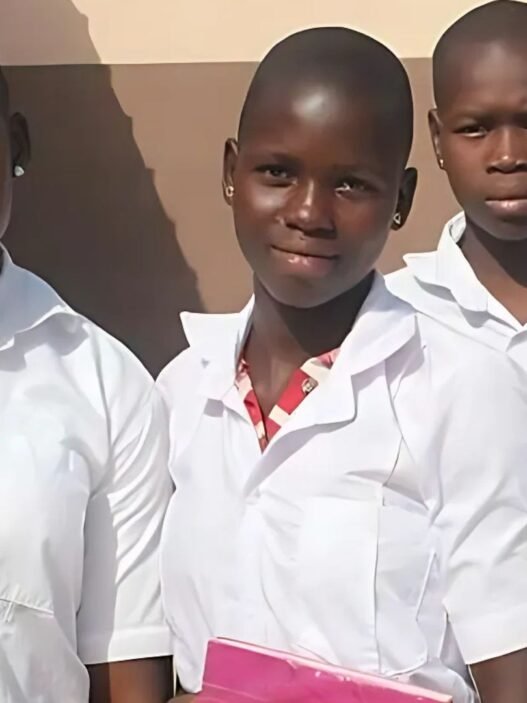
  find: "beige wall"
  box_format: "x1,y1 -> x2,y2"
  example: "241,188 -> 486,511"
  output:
0,1 -> 497,371
2,0 -> 523,64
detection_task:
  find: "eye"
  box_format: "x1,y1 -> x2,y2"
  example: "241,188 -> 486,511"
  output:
456,123 -> 488,137
256,165 -> 293,183
336,178 -> 371,195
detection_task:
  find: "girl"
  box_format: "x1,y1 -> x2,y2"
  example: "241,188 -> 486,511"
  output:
0,72 -> 173,701
160,27 -> 527,703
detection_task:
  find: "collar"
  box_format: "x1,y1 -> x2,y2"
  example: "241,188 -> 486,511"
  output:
182,274 -> 418,413
0,246 -> 81,351
402,212 -> 489,313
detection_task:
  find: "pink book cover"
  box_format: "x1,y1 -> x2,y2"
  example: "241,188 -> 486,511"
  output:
199,639 -> 452,703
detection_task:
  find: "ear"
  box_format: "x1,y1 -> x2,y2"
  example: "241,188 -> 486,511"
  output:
428,108 -> 444,170
9,112 -> 30,175
222,137 -> 238,205
392,166 -> 418,230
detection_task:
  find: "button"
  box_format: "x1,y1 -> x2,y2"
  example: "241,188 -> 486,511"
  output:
302,378 -> 317,395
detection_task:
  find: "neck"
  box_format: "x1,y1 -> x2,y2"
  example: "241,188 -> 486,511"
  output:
461,217 -> 527,323
249,273 -> 374,368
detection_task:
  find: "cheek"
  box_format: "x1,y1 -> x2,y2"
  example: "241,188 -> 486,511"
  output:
232,185 -> 284,238
335,200 -> 394,267
442,141 -> 483,192
336,196 -> 395,238
242,182 -> 285,216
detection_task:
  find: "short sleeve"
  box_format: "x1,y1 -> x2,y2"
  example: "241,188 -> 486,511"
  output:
426,352 -> 527,664
77,367 -> 172,665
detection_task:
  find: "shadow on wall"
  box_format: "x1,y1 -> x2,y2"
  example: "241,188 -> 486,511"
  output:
2,0 -> 203,375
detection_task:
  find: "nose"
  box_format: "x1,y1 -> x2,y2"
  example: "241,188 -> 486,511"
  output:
487,126 -> 527,174
281,179 -> 335,234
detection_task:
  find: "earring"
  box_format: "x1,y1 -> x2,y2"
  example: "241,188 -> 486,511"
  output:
13,165 -> 25,178
225,185 -> 234,198
438,158 -> 445,170
393,212 -> 402,228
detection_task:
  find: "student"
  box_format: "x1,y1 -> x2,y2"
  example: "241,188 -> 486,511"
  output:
388,0 -> 527,369
0,73 -> 173,701
158,28 -> 527,703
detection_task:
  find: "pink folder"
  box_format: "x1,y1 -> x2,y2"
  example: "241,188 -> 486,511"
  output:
199,639 -> 452,703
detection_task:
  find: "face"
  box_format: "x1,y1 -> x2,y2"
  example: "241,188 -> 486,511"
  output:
223,82 -> 416,308
0,109 -> 29,240
431,41 -> 527,241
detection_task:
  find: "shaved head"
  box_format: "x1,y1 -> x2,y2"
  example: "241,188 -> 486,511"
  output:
433,0 -> 527,109
238,27 -> 413,163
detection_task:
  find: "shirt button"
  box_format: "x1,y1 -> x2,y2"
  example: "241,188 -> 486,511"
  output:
302,378 -> 317,395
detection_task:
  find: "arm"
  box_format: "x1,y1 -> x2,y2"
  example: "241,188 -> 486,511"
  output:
77,363 -> 173,700
471,650 -> 527,703
89,658 -> 173,703
424,351 -> 527,701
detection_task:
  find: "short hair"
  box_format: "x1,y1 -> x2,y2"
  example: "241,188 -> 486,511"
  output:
433,0 -> 527,108
238,27 -> 414,163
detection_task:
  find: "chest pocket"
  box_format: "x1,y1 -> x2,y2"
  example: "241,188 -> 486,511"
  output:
292,481 -> 434,678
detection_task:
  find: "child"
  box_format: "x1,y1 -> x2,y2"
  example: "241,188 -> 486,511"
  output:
0,73 -> 173,701
388,0 -> 527,370
159,27 -> 527,703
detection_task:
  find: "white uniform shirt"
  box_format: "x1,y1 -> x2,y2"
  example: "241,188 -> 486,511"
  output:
0,250 -> 172,702
158,275 -> 527,703
386,212 -> 527,367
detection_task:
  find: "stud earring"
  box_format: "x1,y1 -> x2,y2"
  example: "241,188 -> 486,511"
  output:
13,164 -> 25,178
225,185 -> 234,198
393,212 -> 402,228
438,158 -> 445,170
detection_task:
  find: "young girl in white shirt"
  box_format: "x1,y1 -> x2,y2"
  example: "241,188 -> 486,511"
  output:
159,27 -> 527,703
0,71 -> 173,702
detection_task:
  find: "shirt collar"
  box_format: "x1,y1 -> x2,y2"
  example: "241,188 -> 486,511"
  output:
403,212 -> 489,313
0,246 -> 81,351
181,273 -> 418,403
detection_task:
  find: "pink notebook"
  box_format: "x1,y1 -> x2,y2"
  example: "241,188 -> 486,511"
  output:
199,639 -> 452,703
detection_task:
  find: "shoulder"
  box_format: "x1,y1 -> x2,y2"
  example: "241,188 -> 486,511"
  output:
158,345 -> 200,388
385,264 -> 423,300
417,313 -> 516,383
81,318 -> 155,398
156,346 -> 202,408
414,316 -> 527,461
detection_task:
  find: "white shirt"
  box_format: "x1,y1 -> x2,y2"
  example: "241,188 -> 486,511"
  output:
158,275 -> 527,703
386,212 -> 527,367
0,249 -> 172,702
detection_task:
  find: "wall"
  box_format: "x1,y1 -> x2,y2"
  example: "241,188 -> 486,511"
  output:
0,1 -> 510,373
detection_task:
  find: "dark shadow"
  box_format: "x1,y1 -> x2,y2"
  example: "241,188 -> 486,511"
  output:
3,0 -> 203,375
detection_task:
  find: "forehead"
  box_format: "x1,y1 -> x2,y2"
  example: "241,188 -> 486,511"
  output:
241,82 -> 400,160
443,41 -> 527,113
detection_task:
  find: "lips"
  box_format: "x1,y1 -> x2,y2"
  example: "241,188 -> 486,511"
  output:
269,245 -> 339,278
270,244 -> 338,260
485,196 -> 527,218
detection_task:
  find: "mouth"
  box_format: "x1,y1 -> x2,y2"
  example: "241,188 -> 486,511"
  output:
270,245 -> 339,277
485,197 -> 527,218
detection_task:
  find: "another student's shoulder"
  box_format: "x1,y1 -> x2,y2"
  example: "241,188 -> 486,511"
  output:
81,317 -> 155,401
417,313 -> 527,414
75,319 -> 165,453
385,264 -> 422,305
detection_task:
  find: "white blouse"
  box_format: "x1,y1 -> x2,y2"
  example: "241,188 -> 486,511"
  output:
159,276 -> 527,703
0,250 -> 172,702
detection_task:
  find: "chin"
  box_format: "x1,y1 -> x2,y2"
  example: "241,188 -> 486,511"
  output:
465,205 -> 527,243
484,216 -> 527,243
262,278 -> 342,310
